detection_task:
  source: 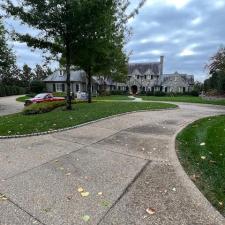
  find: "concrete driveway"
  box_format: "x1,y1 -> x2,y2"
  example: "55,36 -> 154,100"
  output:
0,103 -> 225,225
0,95 -> 24,116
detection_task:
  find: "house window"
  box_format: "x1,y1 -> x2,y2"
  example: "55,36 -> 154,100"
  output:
144,75 -> 147,80
56,83 -> 64,92
137,75 -> 140,79
151,75 -> 153,80
76,84 -> 80,92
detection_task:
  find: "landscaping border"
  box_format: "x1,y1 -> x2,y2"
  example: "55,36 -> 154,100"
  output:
0,106 -> 178,139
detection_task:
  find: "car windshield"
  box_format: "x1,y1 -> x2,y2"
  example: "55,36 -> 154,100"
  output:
34,94 -> 48,99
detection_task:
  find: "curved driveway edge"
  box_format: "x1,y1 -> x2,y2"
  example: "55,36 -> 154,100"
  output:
0,103 -> 225,225
0,95 -> 24,116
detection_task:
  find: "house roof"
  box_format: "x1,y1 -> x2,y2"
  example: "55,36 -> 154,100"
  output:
128,63 -> 161,75
162,72 -> 194,85
44,70 -> 87,83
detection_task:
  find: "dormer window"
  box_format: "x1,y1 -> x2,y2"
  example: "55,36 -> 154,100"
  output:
59,70 -> 64,76
144,75 -> 147,80
137,75 -> 140,79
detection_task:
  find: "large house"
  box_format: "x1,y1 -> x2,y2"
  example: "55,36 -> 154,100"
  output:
43,56 -> 194,95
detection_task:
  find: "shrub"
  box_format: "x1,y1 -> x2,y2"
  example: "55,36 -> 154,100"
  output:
154,91 -> 166,97
30,80 -> 46,93
190,90 -> 199,97
23,101 -> 66,115
98,90 -> 111,96
53,92 -> 66,97
0,84 -> 26,97
110,90 -> 128,95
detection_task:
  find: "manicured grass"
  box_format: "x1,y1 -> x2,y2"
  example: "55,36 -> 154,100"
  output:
142,96 -> 225,106
94,95 -> 131,100
0,101 -> 176,136
16,95 -> 30,102
177,115 -> 225,216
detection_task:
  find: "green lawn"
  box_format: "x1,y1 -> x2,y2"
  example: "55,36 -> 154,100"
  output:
177,116 -> 225,216
94,95 -> 131,100
0,101 -> 176,136
142,96 -> 225,106
16,95 -> 30,102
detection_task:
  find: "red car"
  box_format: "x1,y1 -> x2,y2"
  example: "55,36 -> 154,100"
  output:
25,93 -> 65,106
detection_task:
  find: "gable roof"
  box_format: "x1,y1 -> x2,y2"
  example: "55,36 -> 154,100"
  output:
128,63 -> 161,75
44,70 -> 87,83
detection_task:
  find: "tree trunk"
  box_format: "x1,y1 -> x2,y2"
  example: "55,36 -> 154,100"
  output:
87,68 -> 92,103
66,43 -> 72,110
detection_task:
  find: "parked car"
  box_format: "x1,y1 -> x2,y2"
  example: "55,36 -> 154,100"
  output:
24,93 -> 65,106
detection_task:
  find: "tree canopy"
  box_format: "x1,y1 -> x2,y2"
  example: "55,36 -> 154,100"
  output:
205,47 -> 225,94
3,0 -> 146,106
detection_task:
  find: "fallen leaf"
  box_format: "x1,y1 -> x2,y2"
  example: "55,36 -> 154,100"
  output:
172,187 -> 176,192
65,173 -> 71,176
0,194 -> 7,201
66,195 -> 73,200
78,187 -> 84,193
200,142 -> 205,146
82,215 -> 90,222
219,202 -> 223,206
101,200 -> 110,207
146,208 -> 156,215
142,148 -> 145,151
81,192 -> 90,197
98,192 -> 103,196
201,156 -> 206,160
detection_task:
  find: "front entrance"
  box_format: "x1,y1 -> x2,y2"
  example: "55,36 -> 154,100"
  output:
131,85 -> 138,95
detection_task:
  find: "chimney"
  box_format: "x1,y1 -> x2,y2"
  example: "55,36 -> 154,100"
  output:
160,56 -> 164,76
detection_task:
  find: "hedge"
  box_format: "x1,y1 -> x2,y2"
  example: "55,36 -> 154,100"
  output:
0,84 -> 26,97
23,101 -> 67,115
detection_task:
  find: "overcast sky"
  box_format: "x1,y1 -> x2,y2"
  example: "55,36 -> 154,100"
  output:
4,0 -> 225,81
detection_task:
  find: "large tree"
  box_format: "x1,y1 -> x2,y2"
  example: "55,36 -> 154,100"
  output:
69,0 -> 145,103
3,0 -> 81,109
0,19 -> 17,85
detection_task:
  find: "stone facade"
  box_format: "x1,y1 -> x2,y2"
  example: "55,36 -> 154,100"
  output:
127,56 -> 194,94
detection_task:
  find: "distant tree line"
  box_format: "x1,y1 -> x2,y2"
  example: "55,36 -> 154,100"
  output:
0,19 -> 52,95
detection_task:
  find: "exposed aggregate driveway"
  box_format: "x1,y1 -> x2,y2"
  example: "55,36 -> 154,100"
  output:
0,96 -> 24,116
0,102 -> 225,225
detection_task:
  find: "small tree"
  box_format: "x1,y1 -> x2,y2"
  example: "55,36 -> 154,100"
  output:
18,64 -> 34,87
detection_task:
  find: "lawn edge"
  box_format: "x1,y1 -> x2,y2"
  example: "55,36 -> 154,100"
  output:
170,118 -> 225,223
0,106 -> 178,139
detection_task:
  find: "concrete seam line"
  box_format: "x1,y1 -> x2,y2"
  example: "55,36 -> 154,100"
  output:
0,107 -> 178,139
170,117 -> 225,223
0,192 -> 47,225
96,160 -> 151,225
